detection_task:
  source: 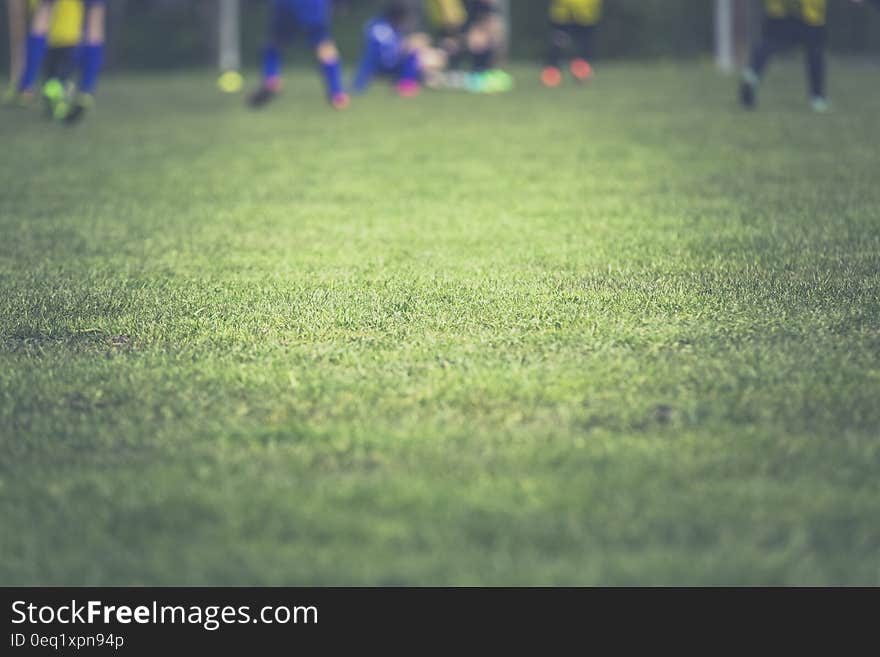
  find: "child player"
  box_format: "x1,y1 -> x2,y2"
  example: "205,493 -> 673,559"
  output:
425,0 -> 468,73
36,0 -> 85,119
740,0 -> 865,112
16,0 -> 104,124
351,2 -> 423,97
424,0 -> 511,93
542,0 -> 603,87
248,0 -> 348,110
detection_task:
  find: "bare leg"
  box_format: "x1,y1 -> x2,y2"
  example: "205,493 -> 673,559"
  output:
7,0 -> 27,91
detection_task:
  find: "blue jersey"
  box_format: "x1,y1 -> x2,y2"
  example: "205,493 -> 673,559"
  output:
352,18 -> 406,92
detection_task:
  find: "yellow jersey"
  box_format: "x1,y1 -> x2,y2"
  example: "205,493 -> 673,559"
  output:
550,0 -> 603,27
425,0 -> 468,30
765,0 -> 827,27
29,0 -> 84,48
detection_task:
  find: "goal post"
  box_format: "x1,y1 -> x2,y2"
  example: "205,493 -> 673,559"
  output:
217,0 -> 241,74
715,0 -> 752,74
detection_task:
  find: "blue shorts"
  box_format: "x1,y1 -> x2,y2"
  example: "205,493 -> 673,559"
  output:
270,0 -> 331,48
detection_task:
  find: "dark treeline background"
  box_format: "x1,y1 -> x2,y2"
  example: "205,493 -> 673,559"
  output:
1,0 -> 878,72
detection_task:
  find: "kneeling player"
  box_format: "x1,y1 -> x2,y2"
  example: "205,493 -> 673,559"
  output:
16,0 -> 103,124
464,0 -> 502,74
425,0 -> 468,71
542,0 -> 603,87
248,0 -> 348,110
351,2 -> 423,97
740,0 -> 861,112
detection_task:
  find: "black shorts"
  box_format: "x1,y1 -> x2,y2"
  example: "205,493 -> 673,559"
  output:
762,17 -> 826,50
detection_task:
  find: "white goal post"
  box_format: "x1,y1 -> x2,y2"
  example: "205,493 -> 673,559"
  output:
715,0 -> 752,73
218,0 -> 242,73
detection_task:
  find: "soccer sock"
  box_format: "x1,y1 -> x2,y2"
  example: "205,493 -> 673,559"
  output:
321,59 -> 344,98
399,53 -> 421,83
79,43 -> 104,95
806,46 -> 825,99
261,46 -> 282,89
18,34 -> 48,92
547,29 -> 565,69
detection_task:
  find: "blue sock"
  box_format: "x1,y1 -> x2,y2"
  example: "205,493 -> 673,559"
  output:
321,59 -> 343,98
400,53 -> 421,84
18,34 -> 48,92
262,46 -> 281,86
79,43 -> 104,95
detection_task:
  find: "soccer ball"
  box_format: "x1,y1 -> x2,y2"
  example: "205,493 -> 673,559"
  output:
217,70 -> 244,94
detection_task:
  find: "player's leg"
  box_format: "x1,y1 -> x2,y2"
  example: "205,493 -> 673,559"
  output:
804,24 -> 828,111
41,46 -> 72,118
313,36 -> 348,109
396,49 -> 422,97
5,0 -> 28,103
570,24 -> 595,82
465,5 -> 497,73
63,0 -> 105,124
17,0 -> 56,98
542,22 -> 568,87
465,5 -> 512,93
248,0 -> 295,107
740,17 -> 786,109
300,1 -> 347,109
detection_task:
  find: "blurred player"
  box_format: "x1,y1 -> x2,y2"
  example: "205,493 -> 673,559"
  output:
248,0 -> 348,110
425,0 -> 511,92
542,0 -> 603,87
463,0 -> 502,74
16,0 -> 104,124
740,0 -> 864,112
35,0 -> 85,119
351,2 -> 423,97
425,0 -> 468,72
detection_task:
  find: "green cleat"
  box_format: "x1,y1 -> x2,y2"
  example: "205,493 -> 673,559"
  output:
484,69 -> 514,94
42,78 -> 66,119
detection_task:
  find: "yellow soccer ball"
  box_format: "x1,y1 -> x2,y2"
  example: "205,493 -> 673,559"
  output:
217,70 -> 244,94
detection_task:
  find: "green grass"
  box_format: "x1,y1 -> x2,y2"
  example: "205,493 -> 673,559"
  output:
2,60 -> 879,586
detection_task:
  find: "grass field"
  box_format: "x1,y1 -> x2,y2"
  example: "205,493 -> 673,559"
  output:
1,60 -> 879,586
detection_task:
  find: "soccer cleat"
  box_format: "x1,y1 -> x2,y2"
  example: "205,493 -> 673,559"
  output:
570,58 -> 594,82
15,89 -> 36,108
247,85 -> 278,109
330,92 -> 350,110
2,84 -> 18,107
810,96 -> 830,113
42,78 -> 65,119
541,66 -> 562,88
396,79 -> 421,98
482,70 -> 514,94
466,72 -> 488,93
739,69 -> 758,109
62,93 -> 94,125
